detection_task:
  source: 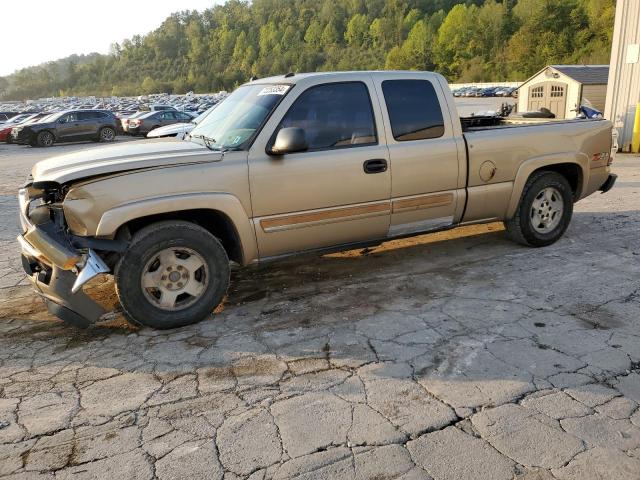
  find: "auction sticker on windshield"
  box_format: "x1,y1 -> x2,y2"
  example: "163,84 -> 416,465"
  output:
258,85 -> 290,96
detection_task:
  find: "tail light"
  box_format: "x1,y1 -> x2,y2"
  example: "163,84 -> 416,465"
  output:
592,152 -> 611,165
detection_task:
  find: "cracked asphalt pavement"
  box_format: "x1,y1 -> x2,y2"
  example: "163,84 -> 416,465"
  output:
0,141 -> 639,479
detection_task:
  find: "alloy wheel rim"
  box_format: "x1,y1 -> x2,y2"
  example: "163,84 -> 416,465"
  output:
102,128 -> 114,140
530,186 -> 564,233
43,133 -> 53,146
141,247 -> 209,311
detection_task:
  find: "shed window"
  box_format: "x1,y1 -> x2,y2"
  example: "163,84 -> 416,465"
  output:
550,85 -> 565,97
531,86 -> 544,98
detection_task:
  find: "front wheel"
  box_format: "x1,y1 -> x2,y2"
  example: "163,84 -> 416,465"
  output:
36,131 -> 54,147
505,171 -> 573,247
115,221 -> 230,329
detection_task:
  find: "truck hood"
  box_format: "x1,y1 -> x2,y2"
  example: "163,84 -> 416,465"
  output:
32,138 -> 219,184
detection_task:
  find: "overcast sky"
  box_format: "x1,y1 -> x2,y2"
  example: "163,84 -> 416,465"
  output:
1,0 -> 223,76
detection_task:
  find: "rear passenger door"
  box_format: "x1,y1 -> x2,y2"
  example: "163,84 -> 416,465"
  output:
373,76 -> 465,237
77,111 -> 99,138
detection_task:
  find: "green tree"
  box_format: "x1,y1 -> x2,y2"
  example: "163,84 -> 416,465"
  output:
0,0 -> 617,100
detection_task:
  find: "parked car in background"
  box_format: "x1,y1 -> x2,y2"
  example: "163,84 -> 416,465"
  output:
127,110 -> 194,136
147,106 -> 216,139
120,111 -> 146,134
2,112 -> 36,125
0,113 -> 44,142
143,104 -> 177,112
6,113 -> 56,143
11,109 -> 118,147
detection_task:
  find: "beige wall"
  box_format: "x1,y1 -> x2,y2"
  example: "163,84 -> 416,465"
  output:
605,0 -> 640,151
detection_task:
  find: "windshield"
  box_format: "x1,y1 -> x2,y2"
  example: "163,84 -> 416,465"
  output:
34,113 -> 56,123
188,84 -> 290,151
44,111 -> 67,122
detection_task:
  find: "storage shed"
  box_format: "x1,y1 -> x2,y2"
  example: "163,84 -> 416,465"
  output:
517,65 -> 609,119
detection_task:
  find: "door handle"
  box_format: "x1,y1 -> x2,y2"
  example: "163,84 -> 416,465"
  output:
363,159 -> 388,174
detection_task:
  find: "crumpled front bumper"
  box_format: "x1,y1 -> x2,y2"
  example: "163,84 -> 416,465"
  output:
20,249 -> 106,328
18,189 -> 110,327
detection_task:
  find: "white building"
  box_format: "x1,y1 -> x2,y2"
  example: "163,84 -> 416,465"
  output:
517,65 -> 609,119
605,0 -> 640,152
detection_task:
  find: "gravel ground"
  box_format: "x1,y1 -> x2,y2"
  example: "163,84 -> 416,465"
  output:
0,139 -> 639,480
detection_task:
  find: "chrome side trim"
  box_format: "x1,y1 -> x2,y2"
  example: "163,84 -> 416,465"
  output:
391,192 -> 454,213
259,202 -> 391,233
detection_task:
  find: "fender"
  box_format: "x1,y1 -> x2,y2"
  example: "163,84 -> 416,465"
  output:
95,192 -> 259,265
505,152 -> 589,219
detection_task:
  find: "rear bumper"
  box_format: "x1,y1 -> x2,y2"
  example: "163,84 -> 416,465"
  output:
599,174 -> 617,193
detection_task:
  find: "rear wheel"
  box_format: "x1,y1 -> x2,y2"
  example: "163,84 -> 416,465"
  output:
505,171 -> 573,247
115,221 -> 230,329
36,131 -> 54,147
98,126 -> 116,142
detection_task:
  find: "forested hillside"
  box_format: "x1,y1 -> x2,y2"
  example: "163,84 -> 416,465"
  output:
0,0 -> 615,100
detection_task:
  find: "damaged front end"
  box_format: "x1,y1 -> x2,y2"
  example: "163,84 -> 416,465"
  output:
18,181 -> 124,327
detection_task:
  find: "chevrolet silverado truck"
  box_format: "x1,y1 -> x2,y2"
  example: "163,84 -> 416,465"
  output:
17,71 -> 618,329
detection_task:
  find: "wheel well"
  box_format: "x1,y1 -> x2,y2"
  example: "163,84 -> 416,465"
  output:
534,163 -> 582,199
118,209 -> 244,264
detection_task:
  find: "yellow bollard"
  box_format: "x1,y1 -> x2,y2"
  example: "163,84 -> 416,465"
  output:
633,103 -> 640,153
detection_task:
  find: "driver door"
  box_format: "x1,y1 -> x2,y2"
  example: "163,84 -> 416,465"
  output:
248,77 -> 391,259
56,112 -> 81,140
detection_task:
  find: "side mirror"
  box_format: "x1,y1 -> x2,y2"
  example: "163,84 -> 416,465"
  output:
58,118 -> 67,124
268,127 -> 308,155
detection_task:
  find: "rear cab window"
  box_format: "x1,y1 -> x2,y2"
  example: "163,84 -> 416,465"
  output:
276,82 -> 377,151
381,80 -> 445,141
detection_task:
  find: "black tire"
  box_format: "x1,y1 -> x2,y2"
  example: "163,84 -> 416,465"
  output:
98,126 -> 116,143
115,221 -> 230,329
36,131 -> 54,147
505,171 -> 573,247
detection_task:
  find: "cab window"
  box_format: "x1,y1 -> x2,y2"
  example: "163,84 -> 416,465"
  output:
277,82 -> 377,151
382,80 -> 445,141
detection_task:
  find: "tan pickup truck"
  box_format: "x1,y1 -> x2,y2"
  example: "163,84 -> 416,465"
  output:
18,71 -> 617,329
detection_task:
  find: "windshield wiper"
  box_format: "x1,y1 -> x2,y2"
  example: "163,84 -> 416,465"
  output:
190,134 -> 218,151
